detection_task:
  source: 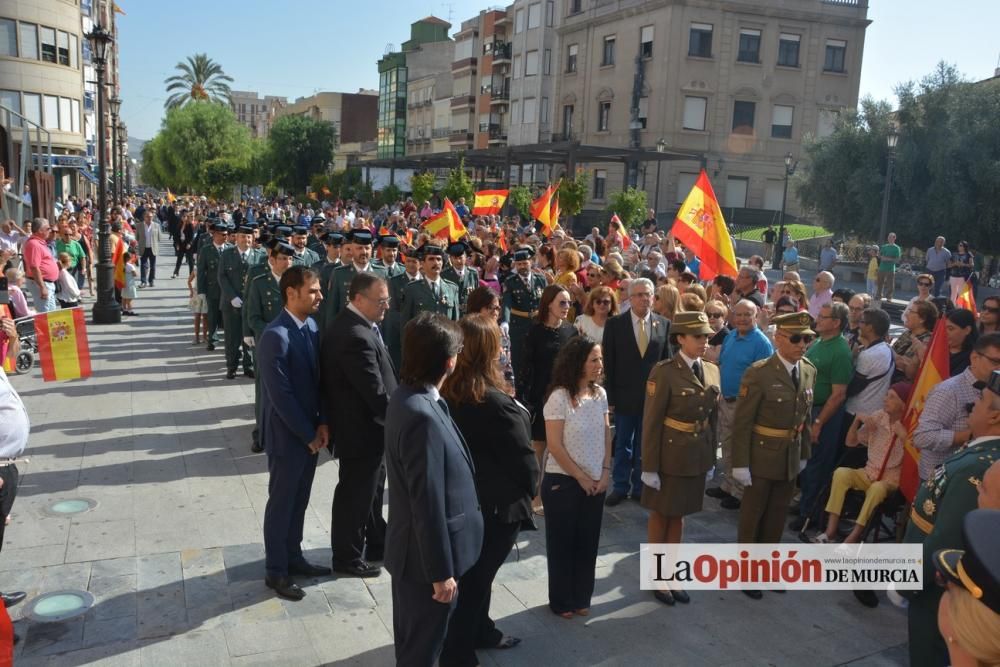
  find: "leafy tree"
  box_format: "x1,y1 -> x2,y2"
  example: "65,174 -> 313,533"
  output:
164,54 -> 234,110
410,172 -> 437,205
557,169 -> 589,217
381,183 -> 403,207
267,115 -> 337,194
605,187 -> 648,229
508,185 -> 533,218
440,157 -> 474,204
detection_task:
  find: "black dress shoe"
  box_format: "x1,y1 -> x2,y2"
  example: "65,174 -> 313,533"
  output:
265,575 -> 305,600
244,370 -> 255,379
705,487 -> 731,500
1,591 -> 26,607
789,516 -> 807,532
332,560 -> 382,578
250,441 -> 264,454
743,589 -> 763,600
653,590 -> 675,606
226,369 -> 237,380
671,589 -> 690,604
604,492 -> 625,507
720,496 -> 741,510
288,560 -> 332,577
206,343 -> 216,351
853,590 -> 879,608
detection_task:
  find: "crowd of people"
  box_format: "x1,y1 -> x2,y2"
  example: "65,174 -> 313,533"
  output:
2,191 -> 1000,666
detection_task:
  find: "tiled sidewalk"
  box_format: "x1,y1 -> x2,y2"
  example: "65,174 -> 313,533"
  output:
3,270 -> 909,666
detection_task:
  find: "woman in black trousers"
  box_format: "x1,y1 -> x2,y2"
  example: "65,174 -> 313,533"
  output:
172,211 -> 196,278
440,314 -> 539,667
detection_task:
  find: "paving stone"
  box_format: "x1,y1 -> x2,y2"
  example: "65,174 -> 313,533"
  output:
87,575 -> 138,620
222,618 -> 307,657
21,617 -> 85,657
319,576 -> 377,612
139,628 -> 231,666
65,519 -> 135,563
82,613 -> 138,648
229,644 -> 323,667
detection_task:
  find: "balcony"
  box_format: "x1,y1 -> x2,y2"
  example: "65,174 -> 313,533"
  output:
487,124 -> 507,143
452,58 -> 478,75
450,96 -> 476,110
449,129 -> 474,143
550,131 -> 577,143
432,127 -> 452,138
491,42 -> 512,63
489,88 -> 509,106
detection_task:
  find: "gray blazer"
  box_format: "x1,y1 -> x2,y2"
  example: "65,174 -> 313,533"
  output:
135,221 -> 162,256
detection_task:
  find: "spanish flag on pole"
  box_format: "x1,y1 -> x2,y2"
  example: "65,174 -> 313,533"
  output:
166,188 -> 176,203
530,182 -> 559,237
0,305 -> 14,374
36,308 -> 92,382
112,234 -> 127,290
670,169 -> 738,281
472,189 -> 509,216
423,198 -> 467,242
955,278 -> 977,316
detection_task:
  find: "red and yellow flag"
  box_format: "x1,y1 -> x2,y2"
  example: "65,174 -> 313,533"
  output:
112,235 -> 127,290
670,169 -> 738,281
497,230 -> 509,253
611,213 -> 631,249
423,198 -> 467,242
35,308 -> 92,382
530,182 -> 559,236
472,189 -> 508,216
166,188 -> 176,203
549,193 -> 561,232
0,305 -> 13,374
899,318 -> 950,501
955,278 -> 977,316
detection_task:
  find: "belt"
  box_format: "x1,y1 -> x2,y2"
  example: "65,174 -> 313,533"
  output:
664,417 -> 709,433
510,309 -> 537,319
723,397 -> 738,403
909,508 -> 934,535
752,424 -> 798,438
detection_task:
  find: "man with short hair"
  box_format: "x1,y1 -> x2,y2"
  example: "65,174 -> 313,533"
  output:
21,218 -> 60,313
373,234 -> 405,280
501,246 -> 546,380
846,293 -> 872,356
135,209 -> 162,287
289,225 -> 321,268
761,225 -> 778,268
845,308 -> 893,425
441,241 -> 480,314
734,266 -> 765,308
219,225 -> 265,379
818,240 -> 838,272
326,229 -> 387,323
400,244 -> 460,336
875,232 -> 901,301
196,223 -> 231,351
808,271 -> 835,320
925,236 -> 951,298
385,252 -> 422,370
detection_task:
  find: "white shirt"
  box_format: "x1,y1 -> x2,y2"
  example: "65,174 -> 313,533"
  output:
284,308 -> 307,330
845,341 -> 893,416
776,352 -> 799,378
426,278 -> 442,294
677,350 -> 699,371
0,367 -> 29,458
347,302 -> 373,327
543,386 -> 609,480
630,309 -> 652,349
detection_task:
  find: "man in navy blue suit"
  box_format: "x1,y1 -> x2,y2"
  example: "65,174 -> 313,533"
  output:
258,265 -> 331,600
384,313 -> 484,666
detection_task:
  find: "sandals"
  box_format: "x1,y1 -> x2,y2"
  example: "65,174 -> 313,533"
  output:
810,533 -> 833,544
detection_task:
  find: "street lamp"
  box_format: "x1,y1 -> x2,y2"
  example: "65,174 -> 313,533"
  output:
86,24 -> 121,325
108,96 -> 121,204
877,128 -> 899,245
118,123 -> 127,199
776,152 -> 798,269
654,138 -> 667,217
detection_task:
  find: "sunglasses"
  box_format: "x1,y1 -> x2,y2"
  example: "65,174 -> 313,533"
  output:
706,312 -> 724,318
781,333 -> 814,344
918,282 -> 932,287
594,299 -> 612,305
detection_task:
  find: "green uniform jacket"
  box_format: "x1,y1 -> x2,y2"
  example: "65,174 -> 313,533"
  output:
374,260 -> 406,281
400,278 -> 460,331
384,271 -> 421,369
307,237 -> 325,256
500,272 -> 547,323
243,273 -> 283,340
442,265 -> 481,313
642,357 -> 721,478
326,263 -> 388,322
292,247 -> 321,268
218,246 -> 265,302
196,243 -> 230,299
732,355 -> 816,480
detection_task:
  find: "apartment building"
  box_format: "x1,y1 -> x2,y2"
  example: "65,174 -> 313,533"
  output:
230,90 -> 286,138
406,66 -> 453,155
276,90 -> 378,170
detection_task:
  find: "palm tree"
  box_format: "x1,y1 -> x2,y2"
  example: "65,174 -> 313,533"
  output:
163,54 -> 234,110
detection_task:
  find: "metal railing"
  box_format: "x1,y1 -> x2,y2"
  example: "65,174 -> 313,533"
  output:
1,103 -> 52,226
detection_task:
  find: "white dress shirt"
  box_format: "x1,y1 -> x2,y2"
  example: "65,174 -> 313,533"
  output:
630,309 -> 652,349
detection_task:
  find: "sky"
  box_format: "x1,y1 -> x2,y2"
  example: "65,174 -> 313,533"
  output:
118,0 -> 1000,141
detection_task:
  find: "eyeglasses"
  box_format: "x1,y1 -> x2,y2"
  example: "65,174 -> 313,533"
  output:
362,294 -> 391,307
917,282 -> 932,287
976,351 -> 1000,366
706,312 -> 724,318
986,307 -> 1000,314
594,299 -> 612,305
557,300 -> 571,306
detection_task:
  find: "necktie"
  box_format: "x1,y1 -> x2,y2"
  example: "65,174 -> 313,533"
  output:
301,325 -> 315,361
431,282 -> 439,299
437,398 -> 450,417
372,324 -> 385,348
638,318 -> 649,357
791,365 -> 800,389
693,360 -> 704,385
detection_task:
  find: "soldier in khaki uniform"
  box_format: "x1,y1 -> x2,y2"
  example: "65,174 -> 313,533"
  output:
732,311 -> 816,600
641,312 -> 721,606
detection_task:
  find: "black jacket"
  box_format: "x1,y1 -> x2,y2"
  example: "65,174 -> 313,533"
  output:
601,311 -> 671,415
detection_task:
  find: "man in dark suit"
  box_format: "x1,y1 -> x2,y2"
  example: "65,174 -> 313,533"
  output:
385,313 -> 484,667
602,277 -> 671,505
322,272 -> 398,577
258,266 -> 332,600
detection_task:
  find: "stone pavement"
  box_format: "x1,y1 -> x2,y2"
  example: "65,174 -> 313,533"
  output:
2,269 -> 910,666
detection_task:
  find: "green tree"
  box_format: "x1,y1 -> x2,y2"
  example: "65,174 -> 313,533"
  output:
267,115 -> 338,194
381,183 -> 403,207
440,157 -> 474,204
508,185 -> 533,218
410,171 -> 437,205
164,54 -> 234,110
605,187 -> 648,229
557,169 -> 589,217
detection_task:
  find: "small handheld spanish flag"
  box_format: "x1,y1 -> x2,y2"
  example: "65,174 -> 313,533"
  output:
36,309 -> 92,382
0,305 -> 13,374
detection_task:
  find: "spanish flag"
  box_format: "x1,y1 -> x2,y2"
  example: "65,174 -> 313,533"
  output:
36,308 -> 92,382
611,213 -> 631,249
899,318 -> 950,501
530,182 -> 559,236
497,230 -> 509,253
955,278 -> 977,316
166,188 -> 176,203
0,305 -> 13,374
423,198 -> 467,242
112,235 -> 127,290
472,189 -> 509,216
670,169 -> 738,281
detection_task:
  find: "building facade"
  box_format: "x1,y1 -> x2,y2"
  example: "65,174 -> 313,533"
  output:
230,90 -> 286,138
275,90 -> 378,170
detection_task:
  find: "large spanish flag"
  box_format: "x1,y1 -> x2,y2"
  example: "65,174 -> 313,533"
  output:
900,318 -> 950,501
35,308 -> 92,382
530,182 -> 559,236
955,278 -> 977,316
423,198 -> 467,242
670,170 -> 738,281
112,235 -> 127,290
472,189 -> 509,216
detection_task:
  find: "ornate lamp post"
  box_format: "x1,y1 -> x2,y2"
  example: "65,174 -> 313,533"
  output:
86,24 -> 121,325
118,123 -> 128,199
653,138 -> 667,215
877,128 -> 899,244
108,96 -> 121,204
777,152 -> 798,267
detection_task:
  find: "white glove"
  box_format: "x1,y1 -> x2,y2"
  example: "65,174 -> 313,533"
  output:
231,296 -> 243,308
799,459 -> 808,473
732,467 -> 752,487
198,293 -> 206,299
641,472 -> 661,491
243,336 -> 255,348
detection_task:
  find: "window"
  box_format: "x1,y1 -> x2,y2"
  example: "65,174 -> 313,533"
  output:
543,48 -> 551,75
515,8 -> 525,33
688,23 -> 712,58
597,101 -> 611,131
764,179 -> 784,211
725,177 -> 749,208
640,25 -> 654,59
23,93 -> 41,126
570,0 -> 582,13
817,109 -> 839,138
455,37 -> 474,60
513,54 -> 522,79
511,99 -> 520,125
562,104 -> 574,136
69,33 -> 78,68
525,50 -> 538,76
541,96 -> 549,123
594,169 -> 607,199
683,96 -> 706,130
0,19 -> 15,57
43,94 -> 59,129
777,33 -> 800,67
40,27 -> 57,63
57,31 -> 70,65
59,97 -> 71,131
637,96 -> 648,130
566,44 -> 578,73
677,172 -> 698,204
523,97 -> 536,122
737,29 -> 761,63
0,91 -> 19,126
771,104 -> 793,139
824,39 -> 846,72
546,1 -> 554,26
602,36 -> 615,66
732,100 -> 755,135
19,23 -> 38,60
528,3 -> 541,29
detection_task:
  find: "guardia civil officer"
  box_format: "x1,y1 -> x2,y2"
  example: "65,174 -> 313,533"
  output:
219,224 -> 265,379
501,246 -> 547,381
325,229 -> 387,324
373,234 -> 406,279
385,251 -> 422,370
399,244 -> 460,339
196,221 -> 231,351
289,225 -> 321,268
441,241 -> 481,314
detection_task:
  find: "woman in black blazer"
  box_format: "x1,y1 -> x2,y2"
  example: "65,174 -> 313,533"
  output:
441,314 -> 540,667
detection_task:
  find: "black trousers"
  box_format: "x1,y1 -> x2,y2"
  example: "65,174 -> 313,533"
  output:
440,515 -> 520,667
331,454 -> 386,565
173,248 -> 195,276
0,464 -> 19,552
263,450 -> 318,577
392,576 -> 456,667
140,248 -> 156,284
540,473 -> 605,614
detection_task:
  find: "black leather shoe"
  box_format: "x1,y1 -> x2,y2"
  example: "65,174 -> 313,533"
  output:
206,343 -> 216,351
853,590 -> 879,608
789,516 -> 807,532
226,370 -> 237,380
604,492 -> 625,507
250,441 -> 264,453
653,590 -> 675,606
705,487 -> 731,499
288,560 -> 332,577
244,370 -> 255,379
672,589 -> 690,604
1,591 -> 26,607
720,497 -> 741,510
743,589 -> 763,600
332,560 -> 382,578
265,575 -> 305,600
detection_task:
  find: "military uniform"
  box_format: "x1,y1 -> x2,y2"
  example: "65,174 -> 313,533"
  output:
442,241 -> 481,314
385,270 -> 421,370
374,259 -> 406,280
400,277 -> 460,331
196,226 -> 231,350
244,259 -> 287,453
733,313 -> 817,547
501,268 -> 547,382
292,247 -> 321,268
903,436 -> 1000,667
219,235 -> 265,377
641,336 -> 721,517
325,263 -> 388,323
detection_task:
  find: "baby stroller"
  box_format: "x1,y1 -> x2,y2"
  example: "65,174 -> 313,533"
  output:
10,315 -> 37,374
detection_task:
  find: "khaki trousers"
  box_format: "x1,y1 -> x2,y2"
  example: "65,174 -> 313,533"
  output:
824,467 -> 896,527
